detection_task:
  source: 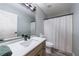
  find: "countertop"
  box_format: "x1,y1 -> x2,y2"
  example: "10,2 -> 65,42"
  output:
5,37 -> 46,56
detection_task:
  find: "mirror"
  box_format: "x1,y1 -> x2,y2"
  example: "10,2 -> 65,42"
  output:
0,3 -> 36,42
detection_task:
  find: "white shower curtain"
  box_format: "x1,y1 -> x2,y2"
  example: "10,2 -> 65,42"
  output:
44,15 -> 72,53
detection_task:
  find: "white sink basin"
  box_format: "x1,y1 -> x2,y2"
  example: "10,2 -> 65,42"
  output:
20,39 -> 36,47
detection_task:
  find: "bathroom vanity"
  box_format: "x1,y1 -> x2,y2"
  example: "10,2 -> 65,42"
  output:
25,40 -> 46,56
1,37 -> 46,56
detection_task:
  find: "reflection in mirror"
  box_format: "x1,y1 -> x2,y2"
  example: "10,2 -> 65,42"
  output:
0,9 -> 17,41
31,21 -> 36,36
0,3 -> 36,43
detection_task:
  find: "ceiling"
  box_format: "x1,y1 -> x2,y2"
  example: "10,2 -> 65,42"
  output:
37,3 -> 73,18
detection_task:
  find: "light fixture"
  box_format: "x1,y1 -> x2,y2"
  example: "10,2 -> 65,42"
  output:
22,3 -> 36,12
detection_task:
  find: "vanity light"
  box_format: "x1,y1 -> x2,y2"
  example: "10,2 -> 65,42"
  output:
24,3 -> 36,12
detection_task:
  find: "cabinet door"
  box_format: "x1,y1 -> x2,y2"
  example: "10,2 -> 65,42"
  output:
35,50 -> 43,56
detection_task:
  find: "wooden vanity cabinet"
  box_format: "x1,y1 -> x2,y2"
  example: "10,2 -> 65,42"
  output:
25,41 -> 46,56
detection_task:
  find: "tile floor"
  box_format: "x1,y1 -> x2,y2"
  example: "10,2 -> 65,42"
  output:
46,50 -> 66,56
46,48 -> 72,56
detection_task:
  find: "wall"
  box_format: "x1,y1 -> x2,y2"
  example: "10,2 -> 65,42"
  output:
72,3 -> 79,55
0,3 -> 34,36
35,5 -> 46,36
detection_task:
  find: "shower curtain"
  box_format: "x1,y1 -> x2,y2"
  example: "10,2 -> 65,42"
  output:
44,15 -> 72,53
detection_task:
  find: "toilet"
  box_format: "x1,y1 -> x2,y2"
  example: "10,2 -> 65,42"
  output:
46,41 -> 54,54
39,34 -> 54,54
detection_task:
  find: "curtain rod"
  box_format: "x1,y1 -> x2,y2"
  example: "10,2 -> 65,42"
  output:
44,13 -> 73,20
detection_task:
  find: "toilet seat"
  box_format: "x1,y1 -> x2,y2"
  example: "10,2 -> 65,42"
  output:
46,41 -> 54,48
